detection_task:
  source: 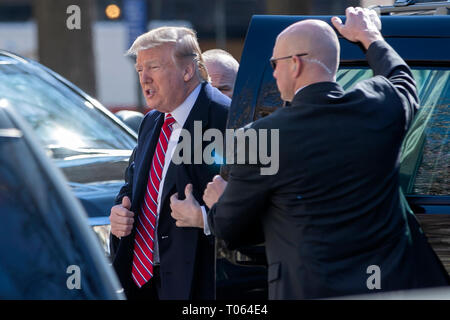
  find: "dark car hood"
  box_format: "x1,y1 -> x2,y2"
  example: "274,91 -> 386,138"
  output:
54,151 -> 130,183
69,180 -> 123,219
53,153 -> 130,218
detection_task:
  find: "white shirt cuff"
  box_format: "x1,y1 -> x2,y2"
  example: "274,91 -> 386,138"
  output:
201,206 -> 211,236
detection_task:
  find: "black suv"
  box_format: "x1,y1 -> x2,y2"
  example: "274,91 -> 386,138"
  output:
217,5 -> 450,299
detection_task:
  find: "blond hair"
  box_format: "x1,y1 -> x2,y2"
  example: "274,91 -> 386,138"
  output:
127,26 -> 210,82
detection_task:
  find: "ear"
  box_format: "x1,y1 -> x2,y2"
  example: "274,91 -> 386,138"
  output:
292,56 -> 302,78
183,62 -> 196,82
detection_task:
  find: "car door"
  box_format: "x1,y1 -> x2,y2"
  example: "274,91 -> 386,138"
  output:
399,67 -> 450,274
0,103 -> 124,299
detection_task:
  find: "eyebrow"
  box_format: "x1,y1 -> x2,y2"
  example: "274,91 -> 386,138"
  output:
135,60 -> 160,69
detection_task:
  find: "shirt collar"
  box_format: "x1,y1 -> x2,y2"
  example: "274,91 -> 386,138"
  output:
204,82 -> 231,106
165,83 -> 202,127
294,85 -> 307,96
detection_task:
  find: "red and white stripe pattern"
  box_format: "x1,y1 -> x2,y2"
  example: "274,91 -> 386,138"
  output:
131,114 -> 176,288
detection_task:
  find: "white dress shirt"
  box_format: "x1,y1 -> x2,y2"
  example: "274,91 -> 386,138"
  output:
153,83 -> 218,263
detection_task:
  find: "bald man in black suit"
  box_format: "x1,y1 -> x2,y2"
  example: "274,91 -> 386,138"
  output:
171,7 -> 450,299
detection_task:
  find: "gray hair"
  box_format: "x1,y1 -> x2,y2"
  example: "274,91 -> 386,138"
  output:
202,49 -> 239,74
127,26 -> 209,82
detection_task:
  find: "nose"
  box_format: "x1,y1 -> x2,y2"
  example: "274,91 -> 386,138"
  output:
272,68 -> 277,80
141,69 -> 152,84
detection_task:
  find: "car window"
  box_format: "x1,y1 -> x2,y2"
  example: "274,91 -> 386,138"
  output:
400,68 -> 449,196
0,116 -> 108,298
0,58 -> 136,160
254,66 -> 449,196
335,67 -> 450,196
332,67 -> 449,196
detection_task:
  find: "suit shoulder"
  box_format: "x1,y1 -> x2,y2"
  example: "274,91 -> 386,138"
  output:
143,109 -> 160,121
204,83 -> 231,109
208,102 -> 229,132
141,109 -> 160,125
138,110 -> 161,134
209,100 -> 229,117
204,86 -> 229,124
250,109 -> 284,130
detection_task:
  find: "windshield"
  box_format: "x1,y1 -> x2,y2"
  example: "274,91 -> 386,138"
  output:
0,57 -> 136,160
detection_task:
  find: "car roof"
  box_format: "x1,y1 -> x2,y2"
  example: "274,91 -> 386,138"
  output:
240,15 -> 450,65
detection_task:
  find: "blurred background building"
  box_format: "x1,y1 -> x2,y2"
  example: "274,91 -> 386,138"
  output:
0,0 -> 394,111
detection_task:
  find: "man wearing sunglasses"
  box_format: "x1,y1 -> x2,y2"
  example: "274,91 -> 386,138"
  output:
171,7 -> 450,299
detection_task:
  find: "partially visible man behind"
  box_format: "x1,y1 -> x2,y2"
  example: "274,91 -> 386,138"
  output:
173,7 -> 450,299
109,26 -> 229,300
203,49 -> 239,99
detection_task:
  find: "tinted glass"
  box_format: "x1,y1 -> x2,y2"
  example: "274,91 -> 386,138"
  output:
255,66 -> 450,196
0,114 -> 107,299
0,57 -> 136,160
332,67 -> 449,196
337,67 -> 450,196
401,68 -> 450,195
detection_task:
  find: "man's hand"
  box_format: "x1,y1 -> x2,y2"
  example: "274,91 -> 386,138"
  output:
109,196 -> 135,238
170,184 -> 204,228
203,175 -> 228,209
332,7 -> 383,50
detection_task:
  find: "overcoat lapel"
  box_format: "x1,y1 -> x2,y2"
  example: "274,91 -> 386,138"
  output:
132,112 -> 164,211
113,111 -> 164,294
159,83 -> 211,206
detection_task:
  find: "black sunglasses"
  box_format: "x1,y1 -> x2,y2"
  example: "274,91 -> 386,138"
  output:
269,53 -> 308,70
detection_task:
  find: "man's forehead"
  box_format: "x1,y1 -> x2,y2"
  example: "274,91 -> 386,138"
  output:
136,44 -> 173,63
210,70 -> 233,85
135,56 -> 159,67
205,62 -> 224,75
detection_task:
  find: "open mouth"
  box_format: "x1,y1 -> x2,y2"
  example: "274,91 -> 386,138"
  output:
145,89 -> 155,98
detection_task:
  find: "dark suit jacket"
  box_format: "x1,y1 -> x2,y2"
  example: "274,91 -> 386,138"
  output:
112,83 -> 229,299
208,40 -> 450,299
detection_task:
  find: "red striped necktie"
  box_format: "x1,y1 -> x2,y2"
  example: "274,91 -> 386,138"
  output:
131,113 -> 176,288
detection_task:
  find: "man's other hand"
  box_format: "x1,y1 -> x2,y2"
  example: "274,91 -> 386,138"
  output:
203,175 -> 228,209
170,184 -> 204,228
109,196 -> 135,238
